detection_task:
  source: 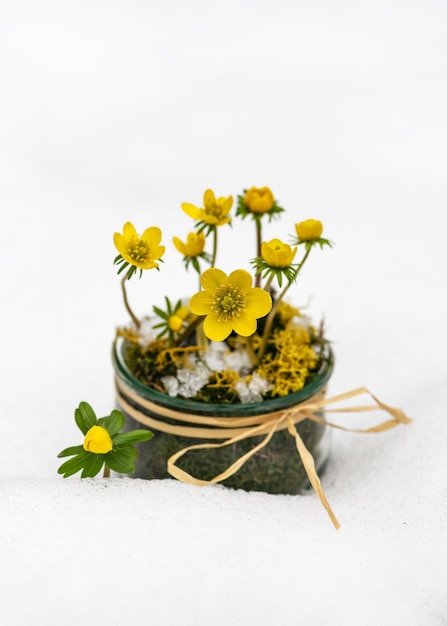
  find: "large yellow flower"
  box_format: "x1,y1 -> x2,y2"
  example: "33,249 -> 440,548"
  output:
181,189 -> 233,226
244,186 -> 275,214
295,219 -> 323,241
189,268 -> 272,342
114,222 -> 165,270
173,232 -> 205,257
261,238 -> 297,268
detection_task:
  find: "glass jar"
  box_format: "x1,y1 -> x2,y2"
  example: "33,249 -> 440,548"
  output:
112,338 -> 334,495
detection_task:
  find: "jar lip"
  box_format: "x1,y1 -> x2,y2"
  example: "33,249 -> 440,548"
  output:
112,337 -> 334,416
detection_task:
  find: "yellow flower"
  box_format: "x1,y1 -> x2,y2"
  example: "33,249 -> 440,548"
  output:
295,219 -> 323,241
173,232 -> 205,257
168,306 -> 189,331
83,425 -> 113,454
182,189 -> 233,226
261,238 -> 297,268
189,268 -> 272,342
114,222 -> 165,270
244,187 -> 275,214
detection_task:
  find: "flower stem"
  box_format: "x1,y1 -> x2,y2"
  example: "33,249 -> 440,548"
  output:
256,245 -> 313,362
255,217 -> 262,287
121,273 -> 141,329
211,226 -> 218,267
173,314 -> 202,347
103,464 -> 110,478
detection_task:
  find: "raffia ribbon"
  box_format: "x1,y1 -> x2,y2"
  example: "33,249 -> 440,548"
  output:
115,377 -> 411,529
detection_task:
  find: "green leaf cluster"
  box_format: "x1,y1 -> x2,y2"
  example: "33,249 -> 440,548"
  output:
57,402 -> 153,478
152,296 -> 184,343
292,237 -> 333,251
113,254 -> 143,279
251,257 -> 298,288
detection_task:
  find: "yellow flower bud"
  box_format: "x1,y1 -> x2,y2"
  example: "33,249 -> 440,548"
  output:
168,315 -> 183,331
244,187 -> 275,214
173,232 -> 206,257
295,219 -> 323,241
261,238 -> 297,268
83,426 -> 113,454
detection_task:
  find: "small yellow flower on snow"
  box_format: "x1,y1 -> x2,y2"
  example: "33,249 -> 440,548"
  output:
295,219 -> 323,241
244,187 -> 275,214
173,232 -> 205,257
189,268 -> 272,342
182,189 -> 233,226
83,426 -> 113,454
261,238 -> 297,268
114,222 -> 165,270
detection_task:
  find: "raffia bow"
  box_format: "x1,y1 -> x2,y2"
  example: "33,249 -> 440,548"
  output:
115,377 -> 411,529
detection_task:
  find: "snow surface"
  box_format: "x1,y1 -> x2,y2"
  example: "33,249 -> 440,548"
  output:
1,1 -> 447,624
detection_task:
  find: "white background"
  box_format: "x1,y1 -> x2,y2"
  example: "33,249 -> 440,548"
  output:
1,1 -> 446,624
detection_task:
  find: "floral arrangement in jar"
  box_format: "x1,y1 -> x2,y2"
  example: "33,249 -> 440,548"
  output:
58,185 -> 411,529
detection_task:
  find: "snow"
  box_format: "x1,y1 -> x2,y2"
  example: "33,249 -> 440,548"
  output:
1,1 -> 447,624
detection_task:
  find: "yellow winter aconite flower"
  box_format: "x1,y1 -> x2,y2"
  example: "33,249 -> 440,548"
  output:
83,426 -> 113,454
114,222 -> 165,270
168,306 -> 189,331
189,268 -> 272,342
173,232 -> 205,257
244,186 -> 275,214
295,219 -> 323,241
182,189 -> 233,226
261,238 -> 297,268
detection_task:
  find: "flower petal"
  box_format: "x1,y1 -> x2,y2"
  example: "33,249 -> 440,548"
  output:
182,203 -> 202,220
173,236 -> 186,255
123,222 -> 137,239
203,189 -> 216,209
228,269 -> 252,292
141,226 -> 162,245
245,288 -> 272,317
221,195 -> 233,216
233,313 -> 257,337
189,291 -> 215,315
201,268 -> 228,291
203,314 -> 234,342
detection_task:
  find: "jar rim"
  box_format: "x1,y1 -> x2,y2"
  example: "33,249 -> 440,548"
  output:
112,337 -> 334,417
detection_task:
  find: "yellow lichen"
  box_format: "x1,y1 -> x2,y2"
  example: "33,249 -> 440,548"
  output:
155,345 -> 202,370
206,369 -> 241,389
276,301 -> 302,326
255,325 -> 318,397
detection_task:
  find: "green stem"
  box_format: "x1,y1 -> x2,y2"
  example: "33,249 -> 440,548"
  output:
255,217 -> 262,287
173,314 -> 202,347
256,245 -> 313,362
245,335 -> 258,367
211,227 -> 218,267
263,274 -> 274,293
121,274 -> 141,329
103,464 -> 110,478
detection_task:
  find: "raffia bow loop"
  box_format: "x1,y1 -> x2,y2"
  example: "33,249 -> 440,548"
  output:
115,377 -> 411,529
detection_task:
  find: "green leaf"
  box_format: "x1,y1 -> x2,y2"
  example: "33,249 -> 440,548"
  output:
57,445 -> 84,458
81,453 -> 105,478
97,410 -> 125,436
153,305 -> 169,320
75,402 -> 98,435
104,450 -> 135,474
57,450 -> 91,478
112,430 -> 154,445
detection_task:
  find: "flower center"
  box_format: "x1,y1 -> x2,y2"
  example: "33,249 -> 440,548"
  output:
205,198 -> 226,218
128,239 -> 150,264
212,284 -> 246,322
